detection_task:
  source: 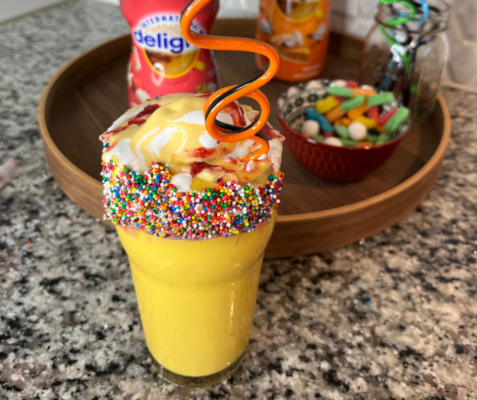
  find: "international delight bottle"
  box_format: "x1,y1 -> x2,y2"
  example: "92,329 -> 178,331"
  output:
120,0 -> 220,107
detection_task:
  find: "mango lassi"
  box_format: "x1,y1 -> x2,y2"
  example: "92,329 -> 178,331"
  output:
100,93 -> 284,385
117,215 -> 275,380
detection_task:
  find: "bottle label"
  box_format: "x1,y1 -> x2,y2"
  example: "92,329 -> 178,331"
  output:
256,0 -> 330,82
133,15 -> 206,79
121,0 -> 219,107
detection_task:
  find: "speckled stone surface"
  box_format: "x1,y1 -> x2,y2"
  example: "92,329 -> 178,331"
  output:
1,1 -> 477,399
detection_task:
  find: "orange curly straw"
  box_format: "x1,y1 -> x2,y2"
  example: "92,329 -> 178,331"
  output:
180,0 -> 279,162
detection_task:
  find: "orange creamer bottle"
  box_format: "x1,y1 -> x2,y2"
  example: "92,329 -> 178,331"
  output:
256,0 -> 330,82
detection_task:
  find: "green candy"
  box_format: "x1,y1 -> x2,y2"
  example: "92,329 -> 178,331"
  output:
376,133 -> 392,145
365,134 -> 378,144
367,92 -> 395,107
328,86 -> 354,97
341,95 -> 365,112
312,134 -> 324,142
334,125 -> 350,139
384,107 -> 410,133
339,138 -> 358,147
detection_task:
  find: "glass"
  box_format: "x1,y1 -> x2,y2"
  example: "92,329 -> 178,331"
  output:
359,0 -> 449,122
116,215 -> 276,387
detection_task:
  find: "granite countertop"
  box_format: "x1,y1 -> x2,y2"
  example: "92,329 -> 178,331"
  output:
1,1 -> 477,399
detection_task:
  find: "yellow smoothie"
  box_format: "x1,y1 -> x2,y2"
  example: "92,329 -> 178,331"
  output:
100,93 -> 284,384
117,215 -> 275,377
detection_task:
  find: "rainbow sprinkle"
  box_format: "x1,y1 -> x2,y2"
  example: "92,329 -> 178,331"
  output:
101,161 -> 284,239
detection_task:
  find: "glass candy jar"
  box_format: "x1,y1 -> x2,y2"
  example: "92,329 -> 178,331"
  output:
359,0 -> 449,122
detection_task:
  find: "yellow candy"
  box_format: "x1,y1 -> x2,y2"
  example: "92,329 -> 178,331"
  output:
353,115 -> 377,129
316,96 -> 339,114
326,106 -> 345,123
347,100 -> 369,120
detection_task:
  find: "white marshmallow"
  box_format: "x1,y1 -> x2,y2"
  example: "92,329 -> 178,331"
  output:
360,84 -> 375,91
348,122 -> 367,141
284,31 -> 304,48
301,120 -> 320,138
330,80 -> 347,88
324,137 -> 342,147
311,23 -> 327,41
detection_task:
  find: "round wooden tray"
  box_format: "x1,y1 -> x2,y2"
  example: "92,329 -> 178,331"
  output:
38,19 -> 450,258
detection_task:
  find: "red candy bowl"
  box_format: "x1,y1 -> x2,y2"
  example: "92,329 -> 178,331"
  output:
276,79 -> 409,182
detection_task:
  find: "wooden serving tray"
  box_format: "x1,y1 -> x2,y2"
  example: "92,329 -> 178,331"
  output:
38,20 -> 450,258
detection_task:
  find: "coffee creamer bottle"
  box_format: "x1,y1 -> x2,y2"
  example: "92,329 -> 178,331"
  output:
121,0 -> 220,107
256,0 -> 330,82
